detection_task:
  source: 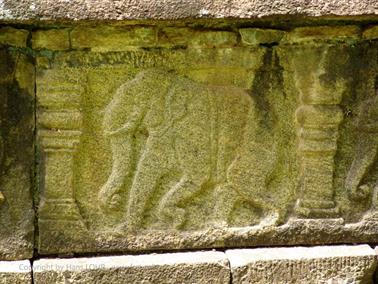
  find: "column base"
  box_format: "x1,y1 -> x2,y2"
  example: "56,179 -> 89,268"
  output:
38,198 -> 90,254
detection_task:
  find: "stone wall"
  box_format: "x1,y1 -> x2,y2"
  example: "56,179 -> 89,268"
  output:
0,2 -> 378,282
0,0 -> 376,20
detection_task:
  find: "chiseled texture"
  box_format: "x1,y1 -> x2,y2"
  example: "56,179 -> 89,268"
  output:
34,22 -> 378,255
0,0 -> 377,21
226,245 -> 377,284
0,260 -> 31,284
33,251 -> 230,284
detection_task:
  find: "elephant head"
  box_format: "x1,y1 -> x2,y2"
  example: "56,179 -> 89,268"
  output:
346,91 -> 378,201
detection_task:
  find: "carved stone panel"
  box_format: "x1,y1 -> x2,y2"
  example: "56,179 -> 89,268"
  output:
0,47 -> 35,260
35,25 -> 378,255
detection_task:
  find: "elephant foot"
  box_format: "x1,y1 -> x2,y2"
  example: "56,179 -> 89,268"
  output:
113,222 -> 141,234
158,201 -> 186,229
206,219 -> 229,229
350,184 -> 371,201
207,207 -> 232,228
98,179 -> 123,211
259,211 -> 283,227
124,215 -> 143,233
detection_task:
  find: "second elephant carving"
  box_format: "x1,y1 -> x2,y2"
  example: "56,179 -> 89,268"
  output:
98,69 -> 280,230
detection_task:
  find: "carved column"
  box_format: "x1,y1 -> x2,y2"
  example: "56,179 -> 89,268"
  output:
37,69 -> 88,253
292,45 -> 344,218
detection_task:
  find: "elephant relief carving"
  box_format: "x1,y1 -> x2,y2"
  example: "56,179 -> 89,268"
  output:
346,86 -> 378,202
99,69 -> 279,230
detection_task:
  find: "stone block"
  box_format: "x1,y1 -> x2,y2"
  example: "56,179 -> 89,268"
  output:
0,48 -> 34,260
71,26 -> 156,51
32,29 -> 70,50
190,31 -> 238,47
239,28 -> 285,45
226,245 -> 377,284
158,28 -> 239,48
33,251 -> 230,284
158,27 -> 193,46
0,27 -> 28,47
363,26 -> 378,40
284,26 -> 361,43
0,260 -> 31,284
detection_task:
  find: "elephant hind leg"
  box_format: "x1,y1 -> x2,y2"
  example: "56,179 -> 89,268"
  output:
209,183 -> 239,227
244,196 -> 285,226
158,173 -> 209,229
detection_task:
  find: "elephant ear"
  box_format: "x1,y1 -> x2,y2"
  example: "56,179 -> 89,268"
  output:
164,78 -> 193,123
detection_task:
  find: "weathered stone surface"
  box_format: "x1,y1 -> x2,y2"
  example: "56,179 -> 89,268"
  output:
0,0 -> 376,21
227,245 -> 377,284
32,29 -> 70,50
158,27 -> 194,47
363,25 -> 378,39
283,25 -> 361,43
239,28 -> 285,45
158,28 -> 264,48
71,26 -> 156,51
33,251 -> 230,284
0,46 -> 34,260
190,31 -> 238,47
0,260 -> 31,284
0,27 -> 28,47
34,24 -> 378,255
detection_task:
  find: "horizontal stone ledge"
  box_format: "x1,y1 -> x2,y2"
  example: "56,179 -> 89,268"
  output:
31,245 -> 378,283
0,260 -> 31,284
28,24 -> 377,54
33,251 -> 230,284
226,245 -> 377,284
0,0 -> 377,21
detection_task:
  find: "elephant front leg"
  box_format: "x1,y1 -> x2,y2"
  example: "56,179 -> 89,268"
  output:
346,133 -> 378,200
98,134 -> 133,211
126,150 -> 166,231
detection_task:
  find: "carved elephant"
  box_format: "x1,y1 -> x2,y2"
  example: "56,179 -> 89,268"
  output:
99,69 -> 279,230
